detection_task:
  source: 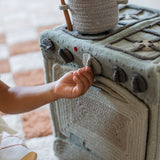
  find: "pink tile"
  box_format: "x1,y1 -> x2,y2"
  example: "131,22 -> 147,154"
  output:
0,34 -> 5,44
21,108 -> 53,139
37,24 -> 60,37
0,59 -> 10,73
9,40 -> 40,56
13,68 -> 45,86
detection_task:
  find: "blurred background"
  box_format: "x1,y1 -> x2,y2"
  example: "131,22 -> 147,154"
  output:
0,0 -> 159,160
130,0 -> 160,9
0,0 -> 65,87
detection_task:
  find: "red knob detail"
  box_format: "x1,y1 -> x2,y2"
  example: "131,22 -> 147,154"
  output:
74,47 -> 78,52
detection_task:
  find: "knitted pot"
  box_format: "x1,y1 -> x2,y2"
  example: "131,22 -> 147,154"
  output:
66,0 -> 128,34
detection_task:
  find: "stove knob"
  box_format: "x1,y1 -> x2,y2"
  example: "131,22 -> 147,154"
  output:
131,74 -> 147,93
40,38 -> 55,54
112,66 -> 127,83
83,53 -> 102,75
58,48 -> 74,63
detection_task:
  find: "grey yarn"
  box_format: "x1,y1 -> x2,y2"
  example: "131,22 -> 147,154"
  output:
67,0 -> 119,34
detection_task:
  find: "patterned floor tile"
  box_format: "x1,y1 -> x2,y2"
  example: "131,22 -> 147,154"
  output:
0,34 -> 5,44
9,52 -> 43,73
3,12 -> 32,33
31,15 -> 63,28
13,68 -> 44,86
0,1 -> 26,17
28,0 -> 64,27
0,45 -> 9,59
37,24 -> 60,37
26,135 -> 56,160
9,40 -> 40,56
21,108 -> 52,140
0,73 -> 16,87
0,59 -> 10,73
0,25 -> 4,35
6,28 -> 38,45
2,114 -> 25,138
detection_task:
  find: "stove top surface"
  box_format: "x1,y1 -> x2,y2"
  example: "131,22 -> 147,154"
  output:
55,4 -> 160,61
105,20 -> 160,60
62,4 -> 159,40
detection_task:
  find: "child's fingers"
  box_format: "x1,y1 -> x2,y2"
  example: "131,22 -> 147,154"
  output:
81,66 -> 94,80
85,66 -> 94,78
73,71 -> 90,94
77,73 -> 91,94
73,75 -> 85,96
72,66 -> 94,96
73,72 -> 85,89
78,68 -> 94,85
78,69 -> 93,86
60,71 -> 74,82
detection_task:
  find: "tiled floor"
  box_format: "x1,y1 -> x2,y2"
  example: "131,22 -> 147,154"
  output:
0,0 -> 64,159
0,0 -> 159,159
0,0 -> 65,87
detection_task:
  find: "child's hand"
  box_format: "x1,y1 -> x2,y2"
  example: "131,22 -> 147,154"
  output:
54,66 -> 94,99
0,66 -> 93,113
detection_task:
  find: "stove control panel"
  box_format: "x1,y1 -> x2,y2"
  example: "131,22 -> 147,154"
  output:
40,39 -> 148,94
57,48 -> 148,93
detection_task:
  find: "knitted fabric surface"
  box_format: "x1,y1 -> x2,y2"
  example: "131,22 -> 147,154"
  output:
40,4 -> 160,160
50,64 -> 148,160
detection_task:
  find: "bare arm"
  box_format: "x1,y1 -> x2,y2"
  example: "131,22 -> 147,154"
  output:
0,66 -> 94,114
0,80 -> 58,114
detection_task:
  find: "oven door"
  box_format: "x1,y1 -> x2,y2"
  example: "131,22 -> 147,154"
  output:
51,64 -> 148,160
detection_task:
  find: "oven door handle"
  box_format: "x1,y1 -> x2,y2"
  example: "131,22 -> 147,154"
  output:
93,76 -> 133,103
93,81 -> 127,103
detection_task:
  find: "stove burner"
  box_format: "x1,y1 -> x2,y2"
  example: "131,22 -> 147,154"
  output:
118,5 -> 158,26
119,8 -> 143,21
104,5 -> 158,39
132,40 -> 160,52
105,20 -> 160,60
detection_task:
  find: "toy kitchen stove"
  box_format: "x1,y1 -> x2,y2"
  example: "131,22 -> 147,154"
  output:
40,4 -> 160,160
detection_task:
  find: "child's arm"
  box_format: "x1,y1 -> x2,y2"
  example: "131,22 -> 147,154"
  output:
0,66 -> 94,114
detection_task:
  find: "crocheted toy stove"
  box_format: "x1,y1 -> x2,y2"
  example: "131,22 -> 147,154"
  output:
40,4 -> 160,160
